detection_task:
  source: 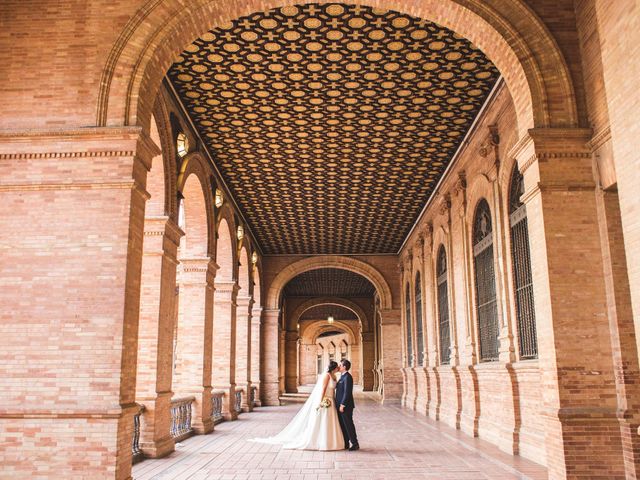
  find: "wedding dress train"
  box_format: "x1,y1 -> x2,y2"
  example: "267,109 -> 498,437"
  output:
250,373 -> 345,451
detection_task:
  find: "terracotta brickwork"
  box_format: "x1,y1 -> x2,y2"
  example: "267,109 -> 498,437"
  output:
2,1 -> 640,479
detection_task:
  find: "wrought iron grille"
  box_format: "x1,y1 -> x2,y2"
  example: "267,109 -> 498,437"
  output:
473,200 -> 499,362
405,284 -> 413,366
509,167 -> 538,359
170,397 -> 194,441
415,273 -> 424,366
437,246 -> 451,364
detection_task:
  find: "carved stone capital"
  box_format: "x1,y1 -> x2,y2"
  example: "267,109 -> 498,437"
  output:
438,193 -> 452,216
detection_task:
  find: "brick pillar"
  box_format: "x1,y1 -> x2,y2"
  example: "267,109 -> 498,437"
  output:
235,295 -> 253,412
135,216 -> 183,458
261,308 -> 281,405
173,257 -> 215,434
379,308 -> 403,404
212,280 -> 238,420
285,330 -> 299,393
512,128 -> 625,478
0,127 -> 155,479
251,306 -> 263,406
361,332 -> 375,390
596,186 -> 640,476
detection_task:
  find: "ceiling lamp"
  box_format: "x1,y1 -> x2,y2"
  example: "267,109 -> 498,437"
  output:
237,225 -> 244,241
327,315 -> 334,324
215,188 -> 223,208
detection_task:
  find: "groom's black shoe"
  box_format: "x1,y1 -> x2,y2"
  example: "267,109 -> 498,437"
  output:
348,444 -> 359,451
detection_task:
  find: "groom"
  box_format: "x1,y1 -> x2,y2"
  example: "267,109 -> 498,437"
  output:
336,359 -> 359,451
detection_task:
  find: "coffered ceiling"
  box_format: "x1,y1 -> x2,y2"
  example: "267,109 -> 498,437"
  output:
168,3 -> 499,254
283,268 -> 375,297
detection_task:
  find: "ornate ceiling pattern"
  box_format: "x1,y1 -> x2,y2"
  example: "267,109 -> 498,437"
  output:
300,304 -> 358,320
168,3 -> 499,254
283,268 -> 375,297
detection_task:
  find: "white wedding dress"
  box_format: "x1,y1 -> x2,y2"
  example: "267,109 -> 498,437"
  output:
250,373 -> 345,450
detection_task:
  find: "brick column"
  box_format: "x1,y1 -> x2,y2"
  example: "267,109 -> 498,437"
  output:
0,127 -> 155,479
379,308 -> 403,404
173,257 -> 215,434
235,295 -> 253,412
212,280 -> 238,420
251,306 -> 263,406
261,308 -> 281,405
285,330 -> 299,393
597,186 -> 640,477
361,332 -> 375,390
135,216 -> 183,458
511,128 -> 625,478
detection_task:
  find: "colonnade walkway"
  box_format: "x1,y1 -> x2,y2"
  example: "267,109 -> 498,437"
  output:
133,394 -> 547,480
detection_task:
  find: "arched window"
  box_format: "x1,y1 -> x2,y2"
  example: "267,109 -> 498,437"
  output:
436,245 -> 451,364
509,167 -> 538,359
415,273 -> 424,366
405,283 -> 413,367
473,199 -> 499,362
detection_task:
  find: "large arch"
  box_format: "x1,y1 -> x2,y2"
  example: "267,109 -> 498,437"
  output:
98,0 -> 580,137
290,297 -> 369,331
300,320 -> 359,346
267,256 -> 393,310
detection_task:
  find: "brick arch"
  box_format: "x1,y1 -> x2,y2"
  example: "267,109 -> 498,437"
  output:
238,243 -> 251,295
300,320 -> 359,346
267,256 -> 393,310
178,152 -> 214,257
290,297 -> 369,331
98,0 -> 580,137
150,91 -> 178,221
252,264 -> 262,307
215,206 -> 237,282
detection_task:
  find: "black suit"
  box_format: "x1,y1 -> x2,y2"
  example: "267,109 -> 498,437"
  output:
335,371 -> 358,448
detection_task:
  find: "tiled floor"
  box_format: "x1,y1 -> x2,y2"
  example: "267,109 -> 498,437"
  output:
133,394 -> 548,480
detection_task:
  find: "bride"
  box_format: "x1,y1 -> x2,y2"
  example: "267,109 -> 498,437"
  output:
250,361 -> 345,450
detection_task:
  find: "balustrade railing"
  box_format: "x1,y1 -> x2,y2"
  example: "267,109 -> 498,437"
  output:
235,389 -> 243,415
170,396 -> 195,441
211,390 -> 224,424
131,403 -> 145,464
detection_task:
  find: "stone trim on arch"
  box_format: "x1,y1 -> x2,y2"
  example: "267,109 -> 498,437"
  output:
290,297 -> 369,331
98,0 -> 581,137
266,256 -> 393,310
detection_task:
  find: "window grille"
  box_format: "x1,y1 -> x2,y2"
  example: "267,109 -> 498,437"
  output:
437,246 -> 451,364
509,167 -> 538,359
415,273 -> 424,366
317,355 -> 322,373
473,199 -> 499,362
405,284 -> 413,367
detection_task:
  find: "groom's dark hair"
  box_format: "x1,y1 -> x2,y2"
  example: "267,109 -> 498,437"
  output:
340,359 -> 351,371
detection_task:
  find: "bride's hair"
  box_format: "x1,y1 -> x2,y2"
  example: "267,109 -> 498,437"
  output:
326,360 -> 339,373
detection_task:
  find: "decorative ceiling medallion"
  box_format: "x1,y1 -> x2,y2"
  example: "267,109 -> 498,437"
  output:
283,268 -> 376,297
169,3 -> 499,254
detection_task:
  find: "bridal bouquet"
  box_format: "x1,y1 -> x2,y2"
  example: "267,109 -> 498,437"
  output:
316,397 -> 332,411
